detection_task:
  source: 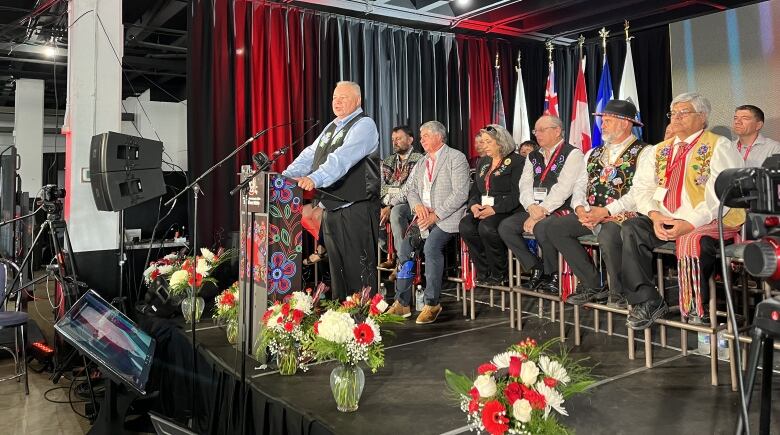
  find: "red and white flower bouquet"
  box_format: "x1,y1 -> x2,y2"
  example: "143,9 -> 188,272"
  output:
214,282 -> 240,344
257,283 -> 329,375
167,247 -> 233,296
142,252 -> 182,285
445,338 -> 593,435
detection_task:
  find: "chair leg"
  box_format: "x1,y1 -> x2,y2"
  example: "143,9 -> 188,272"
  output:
461,284 -> 467,317
681,329 -> 688,356
607,311 -> 613,336
559,300 -> 565,342
628,327 -> 636,360
709,278 -> 718,386
517,292 -> 523,331
489,289 -> 494,308
594,310 -> 600,334
644,329 -> 653,368
574,306 -> 581,346
470,286 -> 476,321
20,326 -> 28,395
727,315 -> 738,392
656,255 -> 667,348
509,290 -> 515,327
501,292 -> 506,312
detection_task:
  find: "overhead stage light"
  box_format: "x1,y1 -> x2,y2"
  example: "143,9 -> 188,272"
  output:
455,0 -> 470,7
45,46 -> 56,58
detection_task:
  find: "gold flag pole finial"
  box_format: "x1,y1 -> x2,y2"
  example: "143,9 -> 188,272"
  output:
624,19 -> 634,42
515,50 -> 522,72
545,40 -> 553,64
578,34 -> 585,59
495,52 -> 500,69
599,27 -> 609,60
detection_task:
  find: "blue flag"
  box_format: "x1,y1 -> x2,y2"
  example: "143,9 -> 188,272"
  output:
592,57 -> 613,148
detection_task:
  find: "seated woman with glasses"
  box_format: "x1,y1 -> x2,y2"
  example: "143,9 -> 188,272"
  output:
459,124 -> 524,285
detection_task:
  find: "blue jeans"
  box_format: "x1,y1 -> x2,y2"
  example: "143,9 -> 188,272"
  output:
394,225 -> 453,307
379,203 -> 412,255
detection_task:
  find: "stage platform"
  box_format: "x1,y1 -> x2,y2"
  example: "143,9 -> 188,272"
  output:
140,288 -> 780,435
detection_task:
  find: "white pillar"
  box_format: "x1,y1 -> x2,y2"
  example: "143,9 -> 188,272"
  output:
13,79 -> 44,194
64,0 -> 122,253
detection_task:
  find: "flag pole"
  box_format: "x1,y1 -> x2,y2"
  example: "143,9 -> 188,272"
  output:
624,19 -> 633,43
578,34 -> 585,61
515,49 -> 521,72
545,40 -> 553,65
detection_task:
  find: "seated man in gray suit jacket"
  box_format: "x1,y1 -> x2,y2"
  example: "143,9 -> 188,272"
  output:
386,121 -> 469,324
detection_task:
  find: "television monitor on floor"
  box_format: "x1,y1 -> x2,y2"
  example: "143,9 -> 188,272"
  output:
54,290 -> 156,394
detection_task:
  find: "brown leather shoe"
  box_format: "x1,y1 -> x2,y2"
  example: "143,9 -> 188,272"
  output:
415,304 -> 442,324
378,258 -> 396,269
386,301 -> 411,318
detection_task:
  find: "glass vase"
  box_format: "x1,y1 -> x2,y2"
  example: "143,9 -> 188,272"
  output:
329,364 -> 365,412
225,320 -> 239,345
277,346 -> 298,376
181,296 -> 205,323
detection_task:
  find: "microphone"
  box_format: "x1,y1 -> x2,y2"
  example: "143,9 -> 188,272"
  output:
252,152 -> 270,169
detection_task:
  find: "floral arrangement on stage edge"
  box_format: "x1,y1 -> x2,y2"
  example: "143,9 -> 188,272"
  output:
257,282 -> 329,375
167,248 -> 234,296
445,338 -> 594,435
307,286 -> 403,412
214,282 -> 240,343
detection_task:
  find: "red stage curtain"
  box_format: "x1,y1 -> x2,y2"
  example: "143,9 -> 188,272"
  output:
459,37 -> 493,161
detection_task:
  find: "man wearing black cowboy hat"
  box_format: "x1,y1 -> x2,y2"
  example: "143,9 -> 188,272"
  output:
543,99 -> 650,307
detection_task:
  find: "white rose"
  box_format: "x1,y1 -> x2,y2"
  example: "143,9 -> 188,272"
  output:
169,270 -> 189,288
291,291 -> 313,314
164,253 -> 178,260
143,264 -> 157,277
520,360 -> 540,386
200,248 -> 216,262
473,375 -> 497,398
512,399 -> 532,423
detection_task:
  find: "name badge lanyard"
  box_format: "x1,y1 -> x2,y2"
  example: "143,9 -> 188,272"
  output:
538,144 -> 565,183
663,131 -> 704,188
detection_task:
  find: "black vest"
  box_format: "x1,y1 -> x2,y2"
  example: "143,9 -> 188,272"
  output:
311,114 -> 380,210
585,139 -> 647,207
528,142 -> 577,211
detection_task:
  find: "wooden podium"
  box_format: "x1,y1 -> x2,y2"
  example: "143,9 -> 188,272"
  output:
238,166 -> 303,357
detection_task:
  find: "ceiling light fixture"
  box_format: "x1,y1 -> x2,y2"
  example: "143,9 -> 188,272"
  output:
45,46 -> 56,58
455,0 -> 470,7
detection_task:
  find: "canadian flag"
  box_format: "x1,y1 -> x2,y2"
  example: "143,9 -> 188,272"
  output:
543,61 -> 558,117
569,57 -> 591,152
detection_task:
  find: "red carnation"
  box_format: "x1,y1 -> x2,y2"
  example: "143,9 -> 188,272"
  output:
524,388 -> 546,410
188,273 -> 203,287
150,269 -> 159,281
468,399 -> 480,413
283,321 -> 294,332
371,293 -> 384,305
353,323 -> 375,345
481,400 -> 509,435
369,305 -> 380,316
478,363 -> 498,375
221,292 -> 235,306
277,316 -> 284,324
469,387 -> 480,401
292,309 -> 304,324
508,356 -> 522,378
281,303 -> 291,317
544,377 -> 558,388
313,321 -> 320,335
504,381 -> 523,404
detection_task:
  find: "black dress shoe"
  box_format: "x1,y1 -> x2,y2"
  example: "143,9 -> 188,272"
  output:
484,275 -> 508,286
538,274 -> 559,295
627,298 -> 669,330
567,283 -> 609,305
526,268 -> 545,289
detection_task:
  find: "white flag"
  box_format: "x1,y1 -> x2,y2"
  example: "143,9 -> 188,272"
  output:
512,63 -> 530,145
619,42 -> 643,137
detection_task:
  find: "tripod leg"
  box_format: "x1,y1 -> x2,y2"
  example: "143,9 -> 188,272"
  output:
5,222 -> 51,302
759,337 -> 773,435
737,327 -> 766,434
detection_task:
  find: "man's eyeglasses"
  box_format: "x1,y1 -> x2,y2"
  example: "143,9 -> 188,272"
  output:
666,110 -> 700,119
531,126 -> 556,135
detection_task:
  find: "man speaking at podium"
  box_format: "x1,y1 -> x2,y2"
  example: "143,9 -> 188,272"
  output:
282,81 -> 381,300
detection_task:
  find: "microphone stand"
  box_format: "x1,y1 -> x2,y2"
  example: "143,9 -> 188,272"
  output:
163,119 -> 308,430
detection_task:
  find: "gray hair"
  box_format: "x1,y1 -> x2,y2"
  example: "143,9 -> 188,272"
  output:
420,120 -> 447,142
671,92 -> 710,124
481,124 -> 516,157
537,115 -> 563,131
336,81 -> 362,100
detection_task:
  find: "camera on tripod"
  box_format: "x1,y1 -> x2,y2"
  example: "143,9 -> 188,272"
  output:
40,184 -> 66,217
716,155 -> 780,286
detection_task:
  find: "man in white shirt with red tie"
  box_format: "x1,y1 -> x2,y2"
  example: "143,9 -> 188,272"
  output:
732,104 -> 780,168
621,92 -> 745,330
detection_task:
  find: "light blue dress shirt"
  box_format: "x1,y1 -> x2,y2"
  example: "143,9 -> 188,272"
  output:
281,108 -> 379,188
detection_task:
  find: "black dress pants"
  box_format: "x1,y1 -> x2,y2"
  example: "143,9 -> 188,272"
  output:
459,212 -> 512,280
497,211 -> 557,274
621,215 -> 723,305
546,214 -> 624,292
322,200 -> 379,300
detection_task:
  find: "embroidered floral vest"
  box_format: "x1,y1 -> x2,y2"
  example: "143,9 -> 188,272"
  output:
654,130 -> 745,227
586,139 -> 646,207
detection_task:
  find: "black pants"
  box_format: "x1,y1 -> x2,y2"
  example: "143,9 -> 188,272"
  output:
322,200 -> 379,300
621,215 -> 722,305
546,214 -> 624,292
497,211 -> 557,274
459,212 -> 512,280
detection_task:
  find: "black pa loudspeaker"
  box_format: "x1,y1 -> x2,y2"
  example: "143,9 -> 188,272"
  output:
89,132 -> 166,211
